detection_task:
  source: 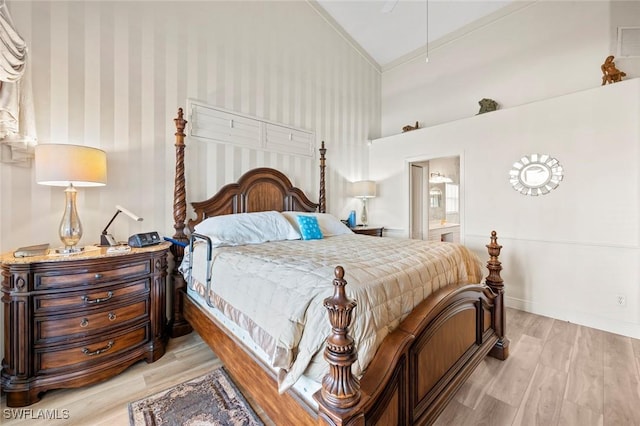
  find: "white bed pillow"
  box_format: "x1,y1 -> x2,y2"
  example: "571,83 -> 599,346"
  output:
193,211 -> 301,246
281,212 -> 353,237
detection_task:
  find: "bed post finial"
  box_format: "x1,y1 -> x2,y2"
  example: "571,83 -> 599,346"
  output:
169,107 -> 192,337
319,141 -> 327,213
485,230 -> 502,289
485,231 -> 509,360
316,266 -> 361,417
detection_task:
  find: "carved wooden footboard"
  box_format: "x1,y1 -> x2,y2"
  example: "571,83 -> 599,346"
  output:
168,108 -> 508,425
314,232 -> 508,425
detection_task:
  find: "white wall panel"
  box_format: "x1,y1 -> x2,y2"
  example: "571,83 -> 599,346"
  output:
370,79 -> 640,339
374,0 -> 640,339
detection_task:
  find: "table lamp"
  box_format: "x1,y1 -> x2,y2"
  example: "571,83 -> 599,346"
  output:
352,180 -> 376,226
35,144 -> 107,253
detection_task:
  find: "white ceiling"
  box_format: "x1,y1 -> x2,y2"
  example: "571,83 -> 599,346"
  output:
314,0 -> 515,67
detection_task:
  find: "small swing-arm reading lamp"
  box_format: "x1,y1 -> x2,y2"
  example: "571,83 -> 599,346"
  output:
100,205 -> 143,246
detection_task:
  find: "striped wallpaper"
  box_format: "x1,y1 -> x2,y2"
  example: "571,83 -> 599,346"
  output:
0,0 -> 381,253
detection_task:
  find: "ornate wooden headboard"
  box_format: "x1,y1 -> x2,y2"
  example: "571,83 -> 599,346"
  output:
171,107 -> 327,240
186,167 -> 320,232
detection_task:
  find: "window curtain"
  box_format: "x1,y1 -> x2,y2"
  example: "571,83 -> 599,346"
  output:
0,1 -> 36,165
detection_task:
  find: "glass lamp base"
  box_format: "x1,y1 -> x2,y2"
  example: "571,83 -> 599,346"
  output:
58,184 -> 83,253
54,246 -> 84,254
360,198 -> 369,227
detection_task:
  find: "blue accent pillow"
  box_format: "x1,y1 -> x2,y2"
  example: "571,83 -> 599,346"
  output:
296,215 -> 324,240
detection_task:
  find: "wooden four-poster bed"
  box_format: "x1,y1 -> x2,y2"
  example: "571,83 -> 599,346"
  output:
167,108 -> 509,425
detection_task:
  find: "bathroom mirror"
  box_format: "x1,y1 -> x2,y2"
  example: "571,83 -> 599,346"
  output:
509,154 -> 563,196
429,187 -> 442,207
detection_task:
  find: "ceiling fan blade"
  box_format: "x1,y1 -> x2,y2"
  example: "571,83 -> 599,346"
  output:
381,0 -> 399,13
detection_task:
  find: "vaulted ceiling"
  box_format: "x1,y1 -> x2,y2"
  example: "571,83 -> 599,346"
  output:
313,0 -> 516,68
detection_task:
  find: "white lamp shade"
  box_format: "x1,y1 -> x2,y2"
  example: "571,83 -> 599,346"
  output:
352,180 -> 376,198
35,144 -> 107,187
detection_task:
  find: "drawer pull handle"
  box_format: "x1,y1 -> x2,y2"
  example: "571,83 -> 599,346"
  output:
108,312 -> 116,321
80,318 -> 89,328
82,291 -> 113,304
94,273 -> 103,279
82,340 -> 114,356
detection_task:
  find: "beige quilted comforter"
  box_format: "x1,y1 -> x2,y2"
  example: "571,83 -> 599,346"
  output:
183,234 -> 483,392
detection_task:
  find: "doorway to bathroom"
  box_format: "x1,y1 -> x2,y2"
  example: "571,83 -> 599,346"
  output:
409,155 -> 461,242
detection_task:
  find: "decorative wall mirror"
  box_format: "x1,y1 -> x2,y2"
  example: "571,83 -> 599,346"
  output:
509,154 -> 563,196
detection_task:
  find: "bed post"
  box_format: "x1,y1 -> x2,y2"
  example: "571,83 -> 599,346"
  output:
169,108 -> 193,338
314,266 -> 362,426
485,231 -> 509,360
319,141 -> 327,213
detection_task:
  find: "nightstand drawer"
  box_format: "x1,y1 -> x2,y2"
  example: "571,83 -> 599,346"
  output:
36,298 -> 149,341
34,279 -> 150,314
36,324 -> 149,372
35,261 -> 150,290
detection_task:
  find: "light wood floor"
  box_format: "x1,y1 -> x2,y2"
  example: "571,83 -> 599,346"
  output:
2,308 -> 639,425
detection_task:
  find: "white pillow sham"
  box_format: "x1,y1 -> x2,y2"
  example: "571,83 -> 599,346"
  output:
193,211 -> 301,247
281,211 -> 353,237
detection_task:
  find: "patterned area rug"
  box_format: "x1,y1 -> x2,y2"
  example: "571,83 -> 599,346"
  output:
128,368 -> 264,426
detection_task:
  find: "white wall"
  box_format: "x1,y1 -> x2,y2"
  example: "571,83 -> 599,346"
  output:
374,0 -> 640,339
611,0 -> 640,79
381,1 -> 640,138
0,0 -> 380,367
369,79 -> 640,339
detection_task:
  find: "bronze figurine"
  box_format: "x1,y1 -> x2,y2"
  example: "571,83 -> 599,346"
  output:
402,121 -> 419,132
601,55 -> 626,85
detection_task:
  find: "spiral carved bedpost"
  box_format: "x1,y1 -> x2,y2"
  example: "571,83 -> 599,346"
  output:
315,266 -> 362,426
485,231 -> 509,360
169,108 -> 193,337
319,141 -> 327,213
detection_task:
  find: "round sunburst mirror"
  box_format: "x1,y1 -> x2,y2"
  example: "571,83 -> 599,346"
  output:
509,154 -> 563,196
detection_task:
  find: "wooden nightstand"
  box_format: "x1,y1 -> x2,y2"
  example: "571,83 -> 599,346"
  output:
351,225 -> 384,237
0,242 -> 170,407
